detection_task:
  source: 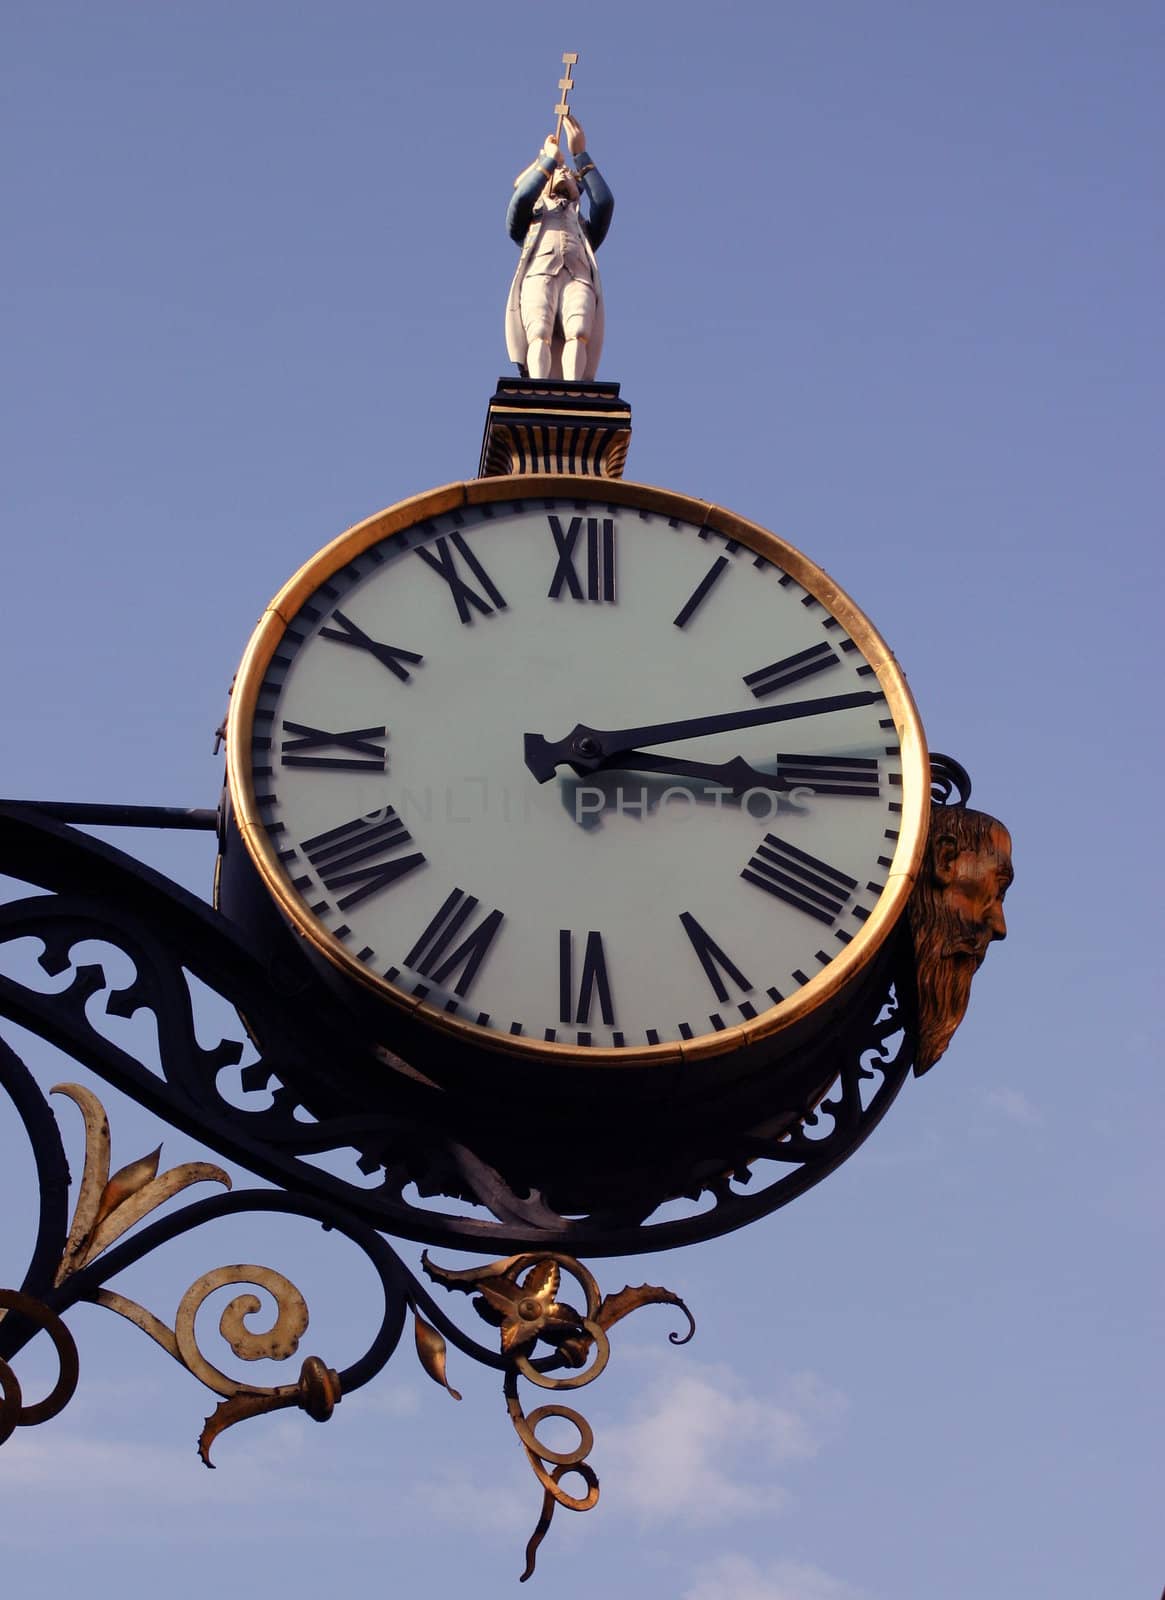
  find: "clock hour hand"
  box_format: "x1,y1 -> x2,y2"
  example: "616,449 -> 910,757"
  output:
523,690 -> 880,782
581,749 -> 795,795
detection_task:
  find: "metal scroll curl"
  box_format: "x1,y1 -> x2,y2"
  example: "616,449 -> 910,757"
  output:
928,752 -> 973,807
0,1290 -> 79,1446
420,1251 -> 694,1580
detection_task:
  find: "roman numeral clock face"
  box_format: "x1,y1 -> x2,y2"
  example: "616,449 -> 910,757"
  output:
226,481 -> 927,1069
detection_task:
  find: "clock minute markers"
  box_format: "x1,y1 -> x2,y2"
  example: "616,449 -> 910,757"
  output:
238,487 -> 921,1055
523,690 -> 882,781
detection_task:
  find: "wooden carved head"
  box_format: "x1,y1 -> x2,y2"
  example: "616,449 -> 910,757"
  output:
907,805 -> 1013,1075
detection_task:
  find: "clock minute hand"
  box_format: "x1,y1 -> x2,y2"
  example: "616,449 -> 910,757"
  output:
523,690 -> 881,782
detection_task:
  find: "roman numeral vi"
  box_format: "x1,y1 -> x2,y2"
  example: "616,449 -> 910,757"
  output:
559,929 -> 615,1025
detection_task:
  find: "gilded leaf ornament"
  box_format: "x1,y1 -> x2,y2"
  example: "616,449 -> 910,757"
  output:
51,1083 -> 231,1282
422,1250 -> 694,1578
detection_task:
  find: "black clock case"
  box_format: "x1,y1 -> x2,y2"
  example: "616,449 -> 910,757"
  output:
216,799 -> 915,1218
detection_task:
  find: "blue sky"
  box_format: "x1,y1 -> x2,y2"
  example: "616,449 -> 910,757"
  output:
1,4 -> 1162,1597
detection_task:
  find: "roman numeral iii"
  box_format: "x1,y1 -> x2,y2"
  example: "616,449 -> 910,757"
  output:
776,753 -> 880,797
416,532 -> 506,624
280,722 -> 387,772
301,809 -> 426,910
547,515 -> 616,602
319,609 -> 423,683
741,833 -> 858,924
405,888 -> 504,997
559,929 -> 615,1025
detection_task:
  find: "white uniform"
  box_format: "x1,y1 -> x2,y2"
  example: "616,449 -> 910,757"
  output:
505,156 -> 611,381
522,199 -> 596,342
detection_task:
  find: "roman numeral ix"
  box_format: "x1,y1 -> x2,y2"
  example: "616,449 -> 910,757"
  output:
405,888 -> 504,997
776,753 -> 881,797
301,809 -> 426,910
416,532 -> 506,624
744,642 -> 839,699
559,929 -> 615,1025
319,609 -> 423,683
280,721 -> 387,772
548,515 -> 616,602
741,834 -> 858,924
679,912 -> 753,1002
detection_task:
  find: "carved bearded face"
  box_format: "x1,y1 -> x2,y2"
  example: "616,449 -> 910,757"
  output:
933,820 -> 1011,957
908,809 -> 1012,1074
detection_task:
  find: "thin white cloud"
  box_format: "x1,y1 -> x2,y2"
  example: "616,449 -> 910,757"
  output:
403,1463 -> 531,1537
0,1417 -> 318,1543
0,1430 -> 226,1500
0,1351 -> 846,1557
683,1552 -> 865,1600
984,1087 -> 1043,1127
598,1359 -> 845,1527
0,1408 -> 479,1549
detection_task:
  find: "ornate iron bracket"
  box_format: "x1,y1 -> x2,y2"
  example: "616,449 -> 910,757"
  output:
0,1040 -> 694,1578
0,799 -> 921,1577
0,802 -> 918,1253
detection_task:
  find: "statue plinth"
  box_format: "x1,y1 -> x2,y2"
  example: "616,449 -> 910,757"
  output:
478,376 -> 632,479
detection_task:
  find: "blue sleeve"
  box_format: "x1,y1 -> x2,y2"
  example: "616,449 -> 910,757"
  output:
506,156 -> 556,243
575,151 -> 614,251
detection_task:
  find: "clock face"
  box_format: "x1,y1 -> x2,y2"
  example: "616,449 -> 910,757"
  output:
227,479 -> 926,1065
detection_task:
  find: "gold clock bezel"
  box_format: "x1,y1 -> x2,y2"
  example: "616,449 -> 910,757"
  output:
226,475 -> 928,1071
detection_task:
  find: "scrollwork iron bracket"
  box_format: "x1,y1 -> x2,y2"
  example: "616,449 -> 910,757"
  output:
0,800 -> 921,1577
